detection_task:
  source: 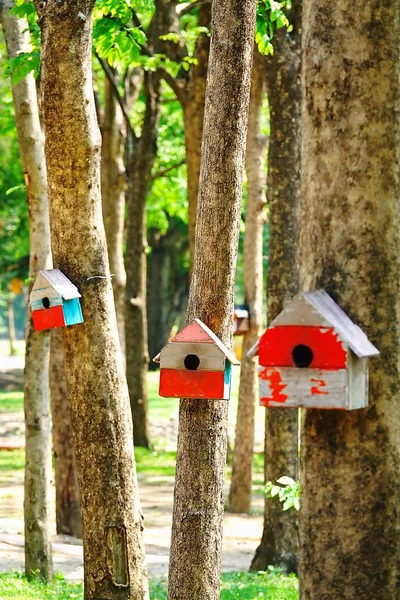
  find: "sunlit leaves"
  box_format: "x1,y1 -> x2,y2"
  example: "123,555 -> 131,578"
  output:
256,0 -> 291,55
265,476 -> 300,511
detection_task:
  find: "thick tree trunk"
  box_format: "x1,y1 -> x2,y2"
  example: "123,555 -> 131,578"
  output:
101,78 -> 127,357
182,4 -> 211,265
228,50 -> 266,514
299,1 -> 400,598
7,295 -> 16,356
50,329 -> 81,538
125,71 -> 161,449
0,0 -> 53,580
168,2 -> 256,598
39,2 -> 148,598
251,6 -> 301,574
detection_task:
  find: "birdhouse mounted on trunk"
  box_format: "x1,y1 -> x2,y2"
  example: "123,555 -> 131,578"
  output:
30,269 -> 84,331
248,291 -> 379,410
154,318 -> 240,400
233,305 -> 250,336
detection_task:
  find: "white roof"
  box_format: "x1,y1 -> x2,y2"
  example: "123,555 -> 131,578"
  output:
32,269 -> 81,300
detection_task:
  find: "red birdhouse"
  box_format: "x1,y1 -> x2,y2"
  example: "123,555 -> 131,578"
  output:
30,269 -> 83,331
154,319 -> 240,400
248,290 -> 379,410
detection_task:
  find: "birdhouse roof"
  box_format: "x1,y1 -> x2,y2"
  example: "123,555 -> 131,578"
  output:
32,269 -> 81,300
153,318 -> 240,365
248,290 -> 379,359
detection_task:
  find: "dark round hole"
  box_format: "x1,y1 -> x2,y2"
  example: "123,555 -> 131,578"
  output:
184,354 -> 200,371
42,297 -> 51,309
292,344 -> 313,368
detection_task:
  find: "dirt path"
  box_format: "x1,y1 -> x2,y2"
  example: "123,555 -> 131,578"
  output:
0,363 -> 264,580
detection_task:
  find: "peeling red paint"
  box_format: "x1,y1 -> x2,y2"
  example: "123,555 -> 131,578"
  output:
259,367 -> 288,406
310,378 -> 329,395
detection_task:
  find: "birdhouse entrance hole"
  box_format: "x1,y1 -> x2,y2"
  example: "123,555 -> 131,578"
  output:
292,344 -> 313,368
42,297 -> 51,309
184,354 -> 200,371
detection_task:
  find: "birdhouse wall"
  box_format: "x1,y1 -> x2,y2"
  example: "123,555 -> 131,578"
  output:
31,295 -> 63,312
223,362 -> 232,400
63,298 -> 84,326
32,305 -> 65,331
347,354 -> 368,409
159,342 -> 226,372
30,286 -> 63,305
159,368 -> 226,399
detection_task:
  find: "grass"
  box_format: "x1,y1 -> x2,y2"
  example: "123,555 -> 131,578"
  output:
0,340 -> 25,359
0,571 -> 298,600
0,391 -> 23,412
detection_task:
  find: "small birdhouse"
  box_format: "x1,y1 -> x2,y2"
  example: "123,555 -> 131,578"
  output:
233,305 -> 250,336
248,290 -> 379,410
154,318 -> 240,400
30,269 -> 84,331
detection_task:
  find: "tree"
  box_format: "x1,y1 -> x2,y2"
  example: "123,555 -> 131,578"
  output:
251,1 -> 301,573
167,1 -> 257,598
228,48 -> 267,514
37,1 -> 148,597
0,0 -> 53,580
299,1 -> 400,598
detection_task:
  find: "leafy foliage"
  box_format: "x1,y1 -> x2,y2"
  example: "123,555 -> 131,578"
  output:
256,0 -> 292,55
265,476 -> 300,511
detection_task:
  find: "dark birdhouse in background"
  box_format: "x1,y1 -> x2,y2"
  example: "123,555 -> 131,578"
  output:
248,290 -> 379,410
30,269 -> 84,331
233,305 -> 250,336
154,318 -> 240,400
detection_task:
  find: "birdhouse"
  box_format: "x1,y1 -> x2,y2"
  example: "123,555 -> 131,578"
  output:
248,290 -> 379,410
233,305 -> 250,336
154,318 -> 240,400
30,269 -> 83,331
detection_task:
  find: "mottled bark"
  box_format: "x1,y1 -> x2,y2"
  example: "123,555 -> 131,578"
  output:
7,295 -> 16,356
125,71 -> 161,449
101,78 -> 126,357
168,2 -> 256,598
50,329 -> 81,538
38,2 -> 148,598
0,0 -> 53,580
299,1 -> 400,598
228,51 -> 266,514
251,5 -> 301,574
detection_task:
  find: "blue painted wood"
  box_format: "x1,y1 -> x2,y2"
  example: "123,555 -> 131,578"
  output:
63,298 -> 84,326
31,296 -> 62,311
223,361 -> 232,400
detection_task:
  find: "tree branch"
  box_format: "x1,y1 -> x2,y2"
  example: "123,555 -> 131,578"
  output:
176,0 -> 211,17
95,52 -> 138,142
151,159 -> 186,180
159,67 -> 188,106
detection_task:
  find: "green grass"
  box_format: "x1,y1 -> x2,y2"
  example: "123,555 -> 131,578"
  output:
0,571 -> 298,600
0,391 -> 23,412
0,340 -> 25,358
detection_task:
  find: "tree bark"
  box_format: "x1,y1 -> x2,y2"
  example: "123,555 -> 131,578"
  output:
168,2 -> 257,598
299,1 -> 400,598
0,0 -> 54,580
125,70 -> 161,449
251,5 -> 301,573
101,77 -> 127,358
38,2 -> 148,598
228,50 -> 267,514
50,329 -> 81,538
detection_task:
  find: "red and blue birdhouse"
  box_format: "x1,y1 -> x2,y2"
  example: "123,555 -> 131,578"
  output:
154,318 -> 240,400
30,269 -> 83,332
248,290 -> 379,410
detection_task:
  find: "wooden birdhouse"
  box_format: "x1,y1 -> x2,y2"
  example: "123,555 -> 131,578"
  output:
233,305 -> 250,336
30,269 -> 83,331
248,290 -> 379,410
154,319 -> 240,400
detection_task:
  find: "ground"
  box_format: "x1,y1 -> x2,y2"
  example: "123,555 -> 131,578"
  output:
0,350 -> 265,580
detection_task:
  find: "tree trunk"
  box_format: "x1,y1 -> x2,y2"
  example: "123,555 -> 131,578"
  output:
38,2 -> 148,598
0,0 -> 53,580
50,329 -> 81,538
168,2 -> 257,598
7,294 -> 16,356
228,50 -> 267,514
182,4 -> 211,266
299,1 -> 400,598
251,5 -> 301,574
125,71 -> 161,449
101,77 -> 127,357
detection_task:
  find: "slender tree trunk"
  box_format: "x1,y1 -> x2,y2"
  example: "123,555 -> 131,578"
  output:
125,71 -> 161,449
228,50 -> 267,514
299,1 -> 400,598
101,78 -> 127,357
7,295 -> 16,356
251,5 -> 301,573
50,329 -> 81,538
0,0 -> 53,580
168,2 -> 257,598
38,2 -> 148,598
